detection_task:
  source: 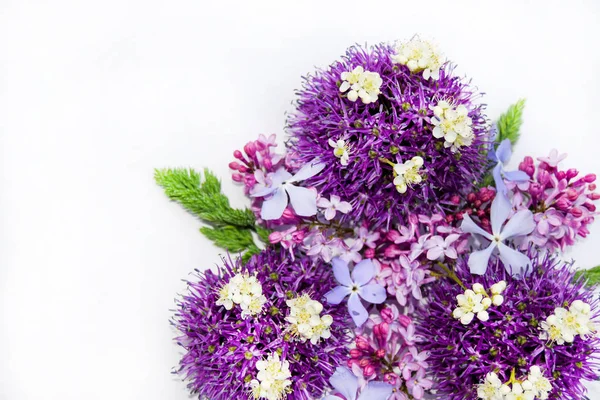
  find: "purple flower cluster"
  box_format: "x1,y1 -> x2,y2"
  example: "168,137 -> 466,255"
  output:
173,249 -> 349,400
510,151 -> 599,252
349,306 -> 432,400
418,252 -> 600,400
366,213 -> 469,309
287,43 -> 490,227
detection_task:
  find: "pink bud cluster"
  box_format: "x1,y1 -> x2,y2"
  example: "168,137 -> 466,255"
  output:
365,214 -> 468,309
509,152 -> 599,252
447,186 -> 496,232
349,306 -> 432,400
229,134 -> 284,194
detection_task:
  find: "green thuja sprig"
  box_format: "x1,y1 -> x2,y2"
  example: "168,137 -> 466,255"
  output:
496,98 -> 526,146
574,266 -> 600,287
155,168 -> 268,261
154,168 -> 255,228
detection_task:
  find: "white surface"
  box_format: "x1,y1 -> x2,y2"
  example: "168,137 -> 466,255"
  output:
1,0 -> 599,399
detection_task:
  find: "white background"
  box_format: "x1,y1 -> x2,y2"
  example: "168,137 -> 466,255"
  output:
1,0 -> 599,399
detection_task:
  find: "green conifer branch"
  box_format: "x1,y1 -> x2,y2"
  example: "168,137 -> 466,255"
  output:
496,99 -> 526,146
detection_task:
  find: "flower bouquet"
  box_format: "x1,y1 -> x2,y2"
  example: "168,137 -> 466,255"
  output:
155,36 -> 600,400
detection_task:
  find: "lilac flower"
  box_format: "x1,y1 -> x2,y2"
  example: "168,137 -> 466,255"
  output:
251,160 -> 325,220
355,226 -> 380,249
534,209 -> 562,236
537,148 -> 567,167
339,239 -> 363,264
423,234 -> 460,260
325,258 -> 386,326
406,369 -> 433,399
323,366 -> 393,400
418,251 -> 600,400
461,192 -> 535,276
317,195 -> 352,220
490,139 -> 529,194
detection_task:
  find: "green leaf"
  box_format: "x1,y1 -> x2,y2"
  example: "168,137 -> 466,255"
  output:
241,245 -> 261,264
496,99 -> 526,146
574,265 -> 600,286
154,168 -> 255,228
255,226 -> 272,244
200,226 -> 254,253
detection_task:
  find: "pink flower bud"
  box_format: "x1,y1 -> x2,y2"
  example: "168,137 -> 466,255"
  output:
380,307 -> 394,323
398,314 -> 412,328
450,195 -> 460,205
566,189 -> 579,201
364,248 -> 375,259
363,364 -> 375,377
556,171 -> 566,181
231,173 -> 243,182
467,193 -> 476,203
384,245 -> 402,258
243,142 -> 257,157
386,230 -> 401,242
375,348 -> 386,358
263,158 -> 273,170
359,358 -> 370,368
585,174 -> 597,183
570,207 -> 583,218
349,349 -> 362,358
567,168 -> 579,180
555,198 -> 570,211
233,150 -> 244,160
238,165 -> 249,173
591,192 -> 600,201
229,161 -> 241,170
589,184 -> 596,191
268,231 -> 283,244
584,202 -> 597,212
356,336 -> 370,350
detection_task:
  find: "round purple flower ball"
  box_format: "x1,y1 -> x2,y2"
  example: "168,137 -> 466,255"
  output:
173,248 -> 350,400
418,253 -> 600,399
287,42 -> 489,228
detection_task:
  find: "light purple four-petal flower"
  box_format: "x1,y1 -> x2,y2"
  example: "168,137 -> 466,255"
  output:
322,366 -> 393,400
251,160 -> 325,220
490,139 -> 530,195
325,258 -> 386,327
461,192 -> 536,276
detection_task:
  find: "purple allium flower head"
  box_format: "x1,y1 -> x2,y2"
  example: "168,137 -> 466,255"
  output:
173,249 -> 350,400
287,42 -> 490,228
418,252 -> 600,400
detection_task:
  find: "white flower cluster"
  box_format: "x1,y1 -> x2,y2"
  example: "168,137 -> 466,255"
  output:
452,281 -> 506,325
431,100 -> 475,152
339,66 -> 383,104
477,367 -> 552,400
392,37 -> 444,80
328,138 -> 350,166
250,352 -> 292,400
216,273 -> 267,319
393,156 -> 424,194
285,293 -> 333,345
540,300 -> 596,344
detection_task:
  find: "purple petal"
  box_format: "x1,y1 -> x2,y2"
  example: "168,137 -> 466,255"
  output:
331,257 -> 352,286
495,139 -> 512,164
260,188 -> 288,220
358,283 -> 386,304
497,242 -> 531,276
348,293 -> 369,327
358,381 -> 393,400
460,214 -> 493,241
251,184 -> 279,198
324,285 -> 351,305
328,366 -> 358,400
287,160 -> 325,183
490,192 -> 511,235
426,247 -> 444,261
323,208 -> 336,220
351,259 -> 375,286
336,201 -> 352,214
285,184 -> 317,217
493,163 -> 507,195
500,209 -> 536,240
445,247 -> 458,259
468,243 -> 496,275
503,170 -> 530,182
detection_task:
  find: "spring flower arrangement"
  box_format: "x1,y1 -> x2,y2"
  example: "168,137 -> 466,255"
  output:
155,36 -> 600,400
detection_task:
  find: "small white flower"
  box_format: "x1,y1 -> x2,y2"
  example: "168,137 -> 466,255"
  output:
452,281 -> 506,325
285,293 -> 333,344
430,100 -> 475,152
504,382 -> 536,400
216,273 -> 266,318
393,156 -> 424,194
339,66 -> 382,104
526,366 -> 552,399
250,352 -> 292,400
540,300 -> 596,344
392,36 -> 444,80
328,138 -> 350,166
476,372 -> 503,400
